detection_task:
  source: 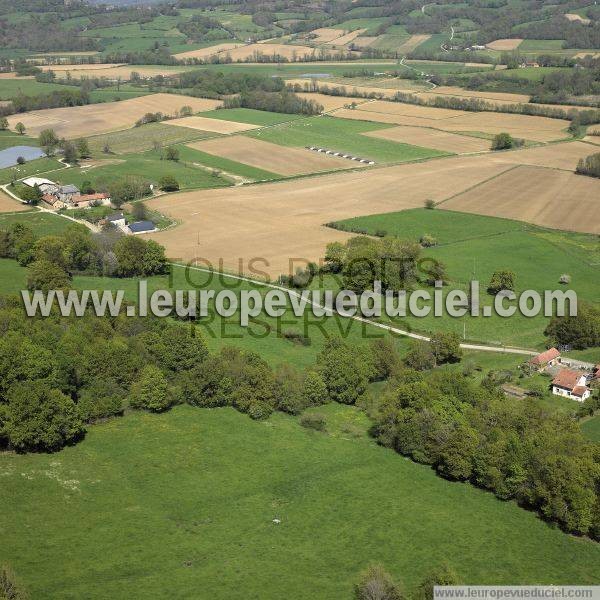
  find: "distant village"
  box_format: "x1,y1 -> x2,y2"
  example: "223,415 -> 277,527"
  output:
22,176 -> 157,235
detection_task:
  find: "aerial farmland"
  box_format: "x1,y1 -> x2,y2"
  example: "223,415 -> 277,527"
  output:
0,0 -> 600,598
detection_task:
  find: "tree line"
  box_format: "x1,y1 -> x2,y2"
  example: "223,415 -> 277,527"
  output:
223,89 -> 323,115
0,221 -> 168,289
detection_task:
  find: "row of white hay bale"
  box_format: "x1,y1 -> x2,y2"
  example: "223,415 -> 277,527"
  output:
306,146 -> 375,165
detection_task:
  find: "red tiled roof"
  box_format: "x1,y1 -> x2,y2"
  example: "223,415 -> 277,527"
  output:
529,347 -> 560,365
572,386 -> 589,397
77,193 -> 109,202
552,369 -> 584,390
42,193 -> 57,204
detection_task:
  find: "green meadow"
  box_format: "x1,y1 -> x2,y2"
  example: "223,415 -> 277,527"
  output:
245,116 -> 448,163
331,208 -> 600,351
1,405 -> 599,599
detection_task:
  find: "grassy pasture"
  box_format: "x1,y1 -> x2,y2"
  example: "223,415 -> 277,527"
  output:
1,405 -> 600,600
0,157 -> 63,185
582,415 -> 600,442
57,151 -> 231,192
518,39 -> 566,53
0,78 -> 81,100
332,209 -> 600,349
244,115 -> 448,164
0,130 -> 39,150
87,122 -> 215,155
0,211 -> 84,236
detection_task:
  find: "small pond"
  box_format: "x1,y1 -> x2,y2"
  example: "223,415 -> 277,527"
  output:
0,146 -> 46,168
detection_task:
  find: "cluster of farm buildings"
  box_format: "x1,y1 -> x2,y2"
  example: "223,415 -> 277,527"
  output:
528,348 -> 600,401
22,177 -> 157,235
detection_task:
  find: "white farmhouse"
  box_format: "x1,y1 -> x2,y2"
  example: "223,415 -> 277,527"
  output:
551,369 -> 591,402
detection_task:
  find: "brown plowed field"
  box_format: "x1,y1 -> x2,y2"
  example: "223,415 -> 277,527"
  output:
397,34 -> 431,53
187,136 -> 366,176
6,94 -> 222,138
308,28 -> 346,43
143,154 -> 515,275
442,165 -> 600,233
220,44 -> 316,61
364,126 -> 490,153
357,100 -> 469,119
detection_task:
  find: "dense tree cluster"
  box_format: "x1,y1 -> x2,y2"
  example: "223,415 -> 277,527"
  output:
0,90 -> 92,119
224,89 -> 323,115
0,221 -> 168,284
175,69 -> 285,98
177,14 -> 233,41
372,367 -> 600,539
545,302 -> 600,349
576,151 -> 600,179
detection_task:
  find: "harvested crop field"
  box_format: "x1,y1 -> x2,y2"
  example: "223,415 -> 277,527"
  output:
418,86 -> 531,104
326,29 -> 366,46
187,136 -> 364,176
496,141 -> 595,171
6,94 -> 222,138
364,126 -> 490,153
41,64 -> 189,79
221,44 -> 316,61
173,43 -> 244,60
307,28 -> 346,44
144,154 -> 515,275
356,100 -> 469,120
442,165 -> 600,234
286,79 -> 402,98
164,116 -> 259,134
397,34 -> 431,53
353,36 -> 378,48
486,39 -> 523,51
438,112 -> 570,142
0,192 -> 28,213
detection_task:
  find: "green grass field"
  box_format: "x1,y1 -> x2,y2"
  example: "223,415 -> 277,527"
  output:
0,157 -> 63,185
245,116 -> 448,163
582,415 -> 600,442
518,39 -> 566,53
57,151 -> 231,192
87,123 -> 216,156
199,108 -> 305,126
0,130 -> 39,151
177,145 -> 280,181
1,404 -> 599,599
0,211 -> 84,235
331,208 -> 600,350
0,78 -> 81,100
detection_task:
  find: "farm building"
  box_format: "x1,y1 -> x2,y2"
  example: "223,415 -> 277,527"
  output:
128,220 -> 157,234
551,369 -> 591,402
528,348 -> 561,371
22,177 -> 57,194
57,184 -> 80,203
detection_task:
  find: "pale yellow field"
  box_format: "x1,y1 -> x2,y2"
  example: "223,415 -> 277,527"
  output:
438,112 -> 569,142
397,34 -> 431,53
326,29 -> 366,46
286,79 -> 403,99
143,154 -> 516,275
221,43 -> 316,61
187,136 -> 365,176
364,126 -> 490,153
0,73 -> 33,80
164,116 -> 260,134
442,165 -> 600,234
486,38 -> 523,50
420,86 -> 531,104
0,192 -> 29,213
356,100 -> 469,120
6,94 -> 222,138
495,141 -> 595,171
308,28 -> 346,44
40,64 -> 189,79
565,13 -> 591,24
173,43 -> 244,60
